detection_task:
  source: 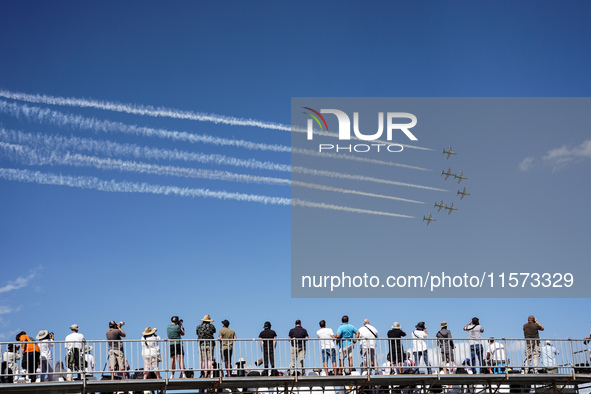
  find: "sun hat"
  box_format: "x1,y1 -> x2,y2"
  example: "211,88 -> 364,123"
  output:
142,327 -> 157,336
391,322 -> 401,329
440,321 -> 448,328
415,322 -> 426,330
70,324 -> 79,330
36,330 -> 50,340
201,315 -> 214,322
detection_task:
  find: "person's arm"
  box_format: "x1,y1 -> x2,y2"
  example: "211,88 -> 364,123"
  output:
480,326 -> 484,333
179,326 -> 185,336
273,335 -> 277,348
535,318 -> 544,331
118,325 -> 126,338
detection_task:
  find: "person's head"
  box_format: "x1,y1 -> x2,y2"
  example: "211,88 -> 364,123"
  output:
109,320 -> 117,329
171,316 -> 180,325
319,320 -> 326,328
528,315 -> 535,322
471,317 -> 480,325
415,322 -> 426,330
70,324 -> 79,332
264,321 -> 272,330
363,318 -> 370,325
7,344 -> 15,352
222,320 -> 230,328
489,338 -> 495,344
342,315 -> 349,323
15,331 -> 26,341
440,321 -> 448,329
142,327 -> 157,337
546,340 -> 552,346
295,319 -> 301,326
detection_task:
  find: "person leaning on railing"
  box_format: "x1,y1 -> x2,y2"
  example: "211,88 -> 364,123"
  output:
17,331 -> 40,382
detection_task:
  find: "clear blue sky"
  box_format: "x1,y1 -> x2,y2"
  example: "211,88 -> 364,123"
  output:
0,1 -> 590,345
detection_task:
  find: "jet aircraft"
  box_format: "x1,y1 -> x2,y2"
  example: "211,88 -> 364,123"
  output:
457,187 -> 471,200
434,200 -> 445,212
444,202 -> 458,215
454,171 -> 468,184
441,167 -> 454,180
422,213 -> 436,226
442,145 -> 457,159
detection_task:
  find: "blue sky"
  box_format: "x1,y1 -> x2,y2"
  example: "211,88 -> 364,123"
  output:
0,1 -> 590,347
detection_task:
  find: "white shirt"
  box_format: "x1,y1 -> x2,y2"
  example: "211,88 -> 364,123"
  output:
85,354 -> 95,373
65,332 -> 85,350
358,325 -> 379,349
141,335 -> 162,359
411,330 -> 428,352
39,339 -> 54,360
488,342 -> 506,361
317,328 -> 336,349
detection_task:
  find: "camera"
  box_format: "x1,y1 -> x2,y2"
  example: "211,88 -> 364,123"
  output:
118,321 -> 125,327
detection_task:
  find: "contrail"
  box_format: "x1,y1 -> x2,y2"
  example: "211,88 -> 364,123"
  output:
0,141 -> 424,204
0,129 -> 440,191
0,90 -> 433,151
0,167 -> 413,218
293,166 -> 447,192
0,128 -> 289,172
0,100 -> 430,169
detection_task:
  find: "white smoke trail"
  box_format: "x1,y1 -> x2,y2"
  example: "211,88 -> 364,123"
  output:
0,141 -> 424,204
0,100 -> 431,169
0,129 -> 440,191
0,167 -> 289,205
0,90 -> 432,151
0,168 -> 413,218
0,128 -> 289,172
293,166 -> 448,192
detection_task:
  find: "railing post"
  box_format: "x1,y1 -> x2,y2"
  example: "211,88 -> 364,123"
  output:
568,338 -> 575,374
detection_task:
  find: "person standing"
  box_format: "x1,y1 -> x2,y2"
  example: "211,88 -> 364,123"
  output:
64,324 -> 84,381
288,319 -> 309,376
387,322 -> 407,374
335,315 -> 357,375
259,321 -> 277,376
486,338 -> 506,374
463,317 -> 485,374
523,315 -> 544,374
167,316 -> 186,379
197,314 -> 216,378
2,343 -> 20,379
17,331 -> 40,382
356,319 -> 379,374
219,320 -> 236,377
411,322 -> 432,374
141,327 -> 162,379
540,340 -> 559,374
36,330 -> 54,382
106,320 -> 127,378
436,322 -> 456,374
317,320 -> 337,376
84,345 -> 95,379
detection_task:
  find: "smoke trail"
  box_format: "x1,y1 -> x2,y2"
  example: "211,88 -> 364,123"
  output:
0,100 -> 430,169
0,90 -> 432,151
0,141 -> 424,204
293,166 -> 447,192
0,168 -> 413,218
0,128 -> 289,172
0,129 -> 440,191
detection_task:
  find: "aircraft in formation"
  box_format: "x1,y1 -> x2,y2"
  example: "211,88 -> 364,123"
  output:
444,202 -> 458,215
454,171 -> 468,184
442,145 -> 457,160
457,187 -> 470,200
441,167 -> 454,180
422,213 -> 436,226
434,200 -> 445,212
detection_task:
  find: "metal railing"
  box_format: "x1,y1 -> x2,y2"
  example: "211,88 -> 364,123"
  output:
1,337 -> 590,383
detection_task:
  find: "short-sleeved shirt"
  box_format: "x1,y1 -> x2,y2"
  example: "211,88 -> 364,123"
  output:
197,322 -> 216,346
167,324 -> 183,344
463,324 -> 484,345
357,325 -> 379,349
219,328 -> 236,350
259,329 -> 277,350
289,326 -> 308,349
19,335 -> 40,353
336,323 -> 358,347
523,322 -> 543,343
488,342 -> 506,361
317,328 -> 336,350
106,328 -> 124,351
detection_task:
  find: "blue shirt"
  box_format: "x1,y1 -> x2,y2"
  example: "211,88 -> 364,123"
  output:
336,323 -> 357,347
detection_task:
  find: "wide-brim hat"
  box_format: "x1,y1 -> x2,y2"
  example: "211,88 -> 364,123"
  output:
440,321 -> 448,328
36,330 -> 50,340
201,315 -> 214,322
415,322 -> 426,330
70,324 -> 79,330
236,358 -> 246,364
84,345 -> 93,353
391,322 -> 401,329
142,327 -> 157,336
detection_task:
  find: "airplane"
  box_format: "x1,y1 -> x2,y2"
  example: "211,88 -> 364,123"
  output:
441,167 -> 454,180
422,213 -> 436,226
444,202 -> 458,215
442,145 -> 457,159
454,171 -> 468,184
434,200 -> 445,212
457,187 -> 471,200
